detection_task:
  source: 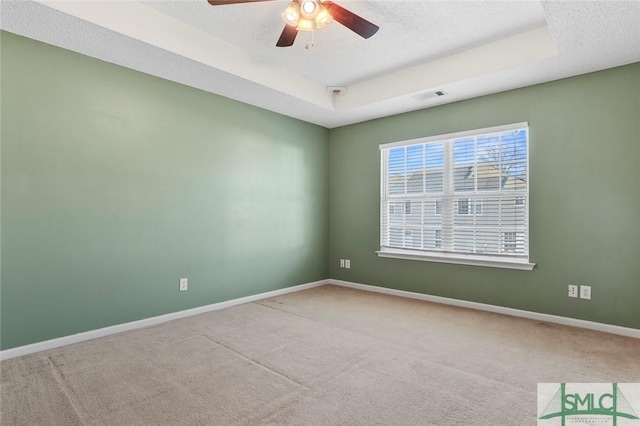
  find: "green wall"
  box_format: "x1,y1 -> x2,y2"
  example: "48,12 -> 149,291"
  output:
329,62 -> 640,329
2,30 -> 638,352
0,32 -> 329,350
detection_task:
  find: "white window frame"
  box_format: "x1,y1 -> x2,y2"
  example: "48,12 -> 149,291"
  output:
377,122 -> 534,271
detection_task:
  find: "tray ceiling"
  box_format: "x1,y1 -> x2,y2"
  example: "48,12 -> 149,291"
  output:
2,1 -> 639,128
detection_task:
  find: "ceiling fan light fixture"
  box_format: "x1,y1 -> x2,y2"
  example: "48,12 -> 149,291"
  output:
296,17 -> 314,31
314,4 -> 333,29
299,0 -> 319,19
281,1 -> 300,26
209,0 -> 380,47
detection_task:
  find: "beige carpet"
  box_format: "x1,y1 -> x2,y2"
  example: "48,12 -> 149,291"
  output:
1,285 -> 639,425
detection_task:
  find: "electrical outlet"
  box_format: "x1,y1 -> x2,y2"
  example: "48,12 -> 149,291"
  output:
179,278 -> 188,292
340,259 -> 345,268
568,285 -> 578,298
580,285 -> 591,300
345,259 -> 351,269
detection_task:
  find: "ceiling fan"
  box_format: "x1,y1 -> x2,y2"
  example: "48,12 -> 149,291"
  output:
207,0 -> 379,47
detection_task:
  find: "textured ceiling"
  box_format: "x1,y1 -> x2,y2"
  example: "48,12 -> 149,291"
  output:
143,0 -> 547,86
2,1 -> 640,128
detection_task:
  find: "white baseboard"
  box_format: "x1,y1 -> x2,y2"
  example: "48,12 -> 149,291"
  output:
3,277 -> 636,361
0,279 -> 329,361
329,279 -> 640,339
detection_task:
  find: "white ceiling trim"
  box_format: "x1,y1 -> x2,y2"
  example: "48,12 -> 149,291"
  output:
32,0 -> 556,114
37,0 -> 335,110
3,1 -> 640,128
337,25 -> 558,110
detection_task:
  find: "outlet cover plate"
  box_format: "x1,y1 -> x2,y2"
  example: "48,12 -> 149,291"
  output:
580,285 -> 591,300
568,285 -> 578,298
179,278 -> 188,292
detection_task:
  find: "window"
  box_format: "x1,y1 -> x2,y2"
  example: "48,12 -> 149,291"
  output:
457,198 -> 470,215
475,200 -> 483,215
434,230 -> 442,249
378,122 -> 533,270
502,232 -> 518,253
404,200 -> 412,215
404,230 -> 414,246
456,198 -> 483,215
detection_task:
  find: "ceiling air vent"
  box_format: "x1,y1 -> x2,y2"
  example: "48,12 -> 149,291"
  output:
412,90 -> 447,102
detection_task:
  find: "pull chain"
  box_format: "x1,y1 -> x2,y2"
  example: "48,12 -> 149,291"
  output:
305,28 -> 315,50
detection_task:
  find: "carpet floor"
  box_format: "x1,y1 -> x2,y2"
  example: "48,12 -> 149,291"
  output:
1,285 -> 639,425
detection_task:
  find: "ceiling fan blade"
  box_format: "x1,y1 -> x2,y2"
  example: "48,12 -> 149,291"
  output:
322,1 -> 379,39
276,25 -> 298,47
207,0 -> 275,5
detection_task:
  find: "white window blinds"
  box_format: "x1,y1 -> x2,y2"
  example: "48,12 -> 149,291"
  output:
380,123 -> 530,263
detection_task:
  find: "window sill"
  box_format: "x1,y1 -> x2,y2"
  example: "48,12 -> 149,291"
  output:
375,249 -> 535,271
